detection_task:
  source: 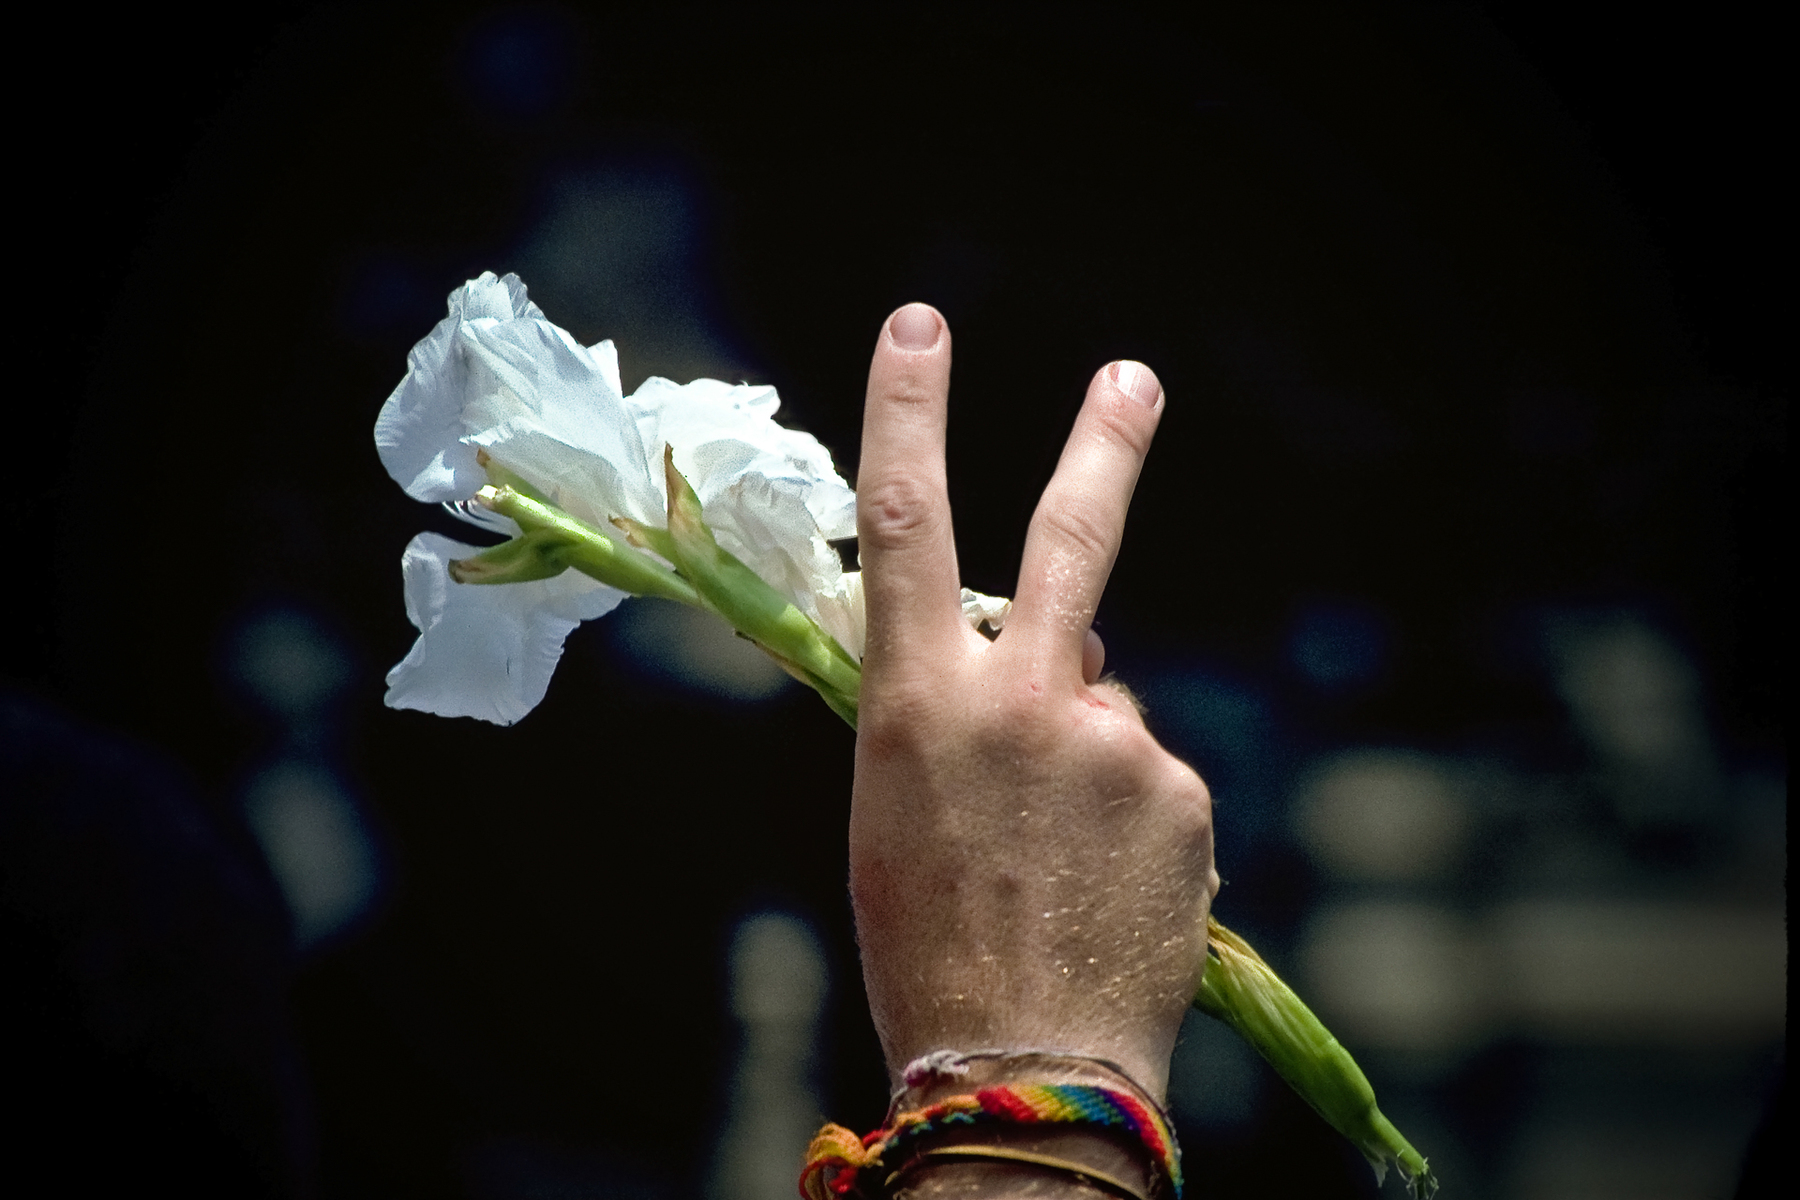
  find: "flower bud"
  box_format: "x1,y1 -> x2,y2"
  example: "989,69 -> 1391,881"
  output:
447,528 -> 574,585
1196,917 -> 1438,1198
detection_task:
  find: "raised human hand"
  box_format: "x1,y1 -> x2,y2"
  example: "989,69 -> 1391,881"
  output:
848,303 -> 1219,1103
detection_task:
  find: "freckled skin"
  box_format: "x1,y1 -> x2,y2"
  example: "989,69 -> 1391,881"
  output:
849,309 -> 1219,1111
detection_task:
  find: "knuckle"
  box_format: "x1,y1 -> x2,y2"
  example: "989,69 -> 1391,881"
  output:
972,693 -> 1033,751
1092,678 -> 1150,724
880,376 -> 941,412
857,474 -> 940,551
1164,760 -> 1214,826
856,689 -> 940,761
854,719 -> 914,766
970,681 -> 1059,757
1033,501 -> 1114,560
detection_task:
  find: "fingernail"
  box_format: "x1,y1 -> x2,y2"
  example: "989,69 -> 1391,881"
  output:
889,303 -> 941,351
1109,360 -> 1161,408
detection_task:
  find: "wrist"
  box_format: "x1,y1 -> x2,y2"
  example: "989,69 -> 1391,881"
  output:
801,1050 -> 1179,1200
893,1048 -> 1166,1108
887,1052 -> 1165,1200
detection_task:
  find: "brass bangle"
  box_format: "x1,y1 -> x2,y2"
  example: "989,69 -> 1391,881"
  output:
888,1145 -> 1153,1200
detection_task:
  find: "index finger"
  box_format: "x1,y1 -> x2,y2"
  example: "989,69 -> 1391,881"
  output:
856,304 -> 968,675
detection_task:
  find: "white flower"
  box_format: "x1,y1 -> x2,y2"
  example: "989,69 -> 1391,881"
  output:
376,272 -> 859,722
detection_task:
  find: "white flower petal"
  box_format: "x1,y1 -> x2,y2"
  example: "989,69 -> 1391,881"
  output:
807,486 -> 859,542
631,378 -> 851,509
441,500 -> 522,538
374,272 -> 662,528
961,588 -> 1012,632
587,337 -> 622,397
373,275 -> 525,502
626,375 -> 859,626
457,271 -> 542,322
384,532 -> 626,725
707,474 -> 840,621
815,570 -> 867,661
459,318 -> 663,525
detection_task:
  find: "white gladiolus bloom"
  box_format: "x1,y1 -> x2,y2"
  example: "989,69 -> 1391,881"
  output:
376,272 -> 1007,724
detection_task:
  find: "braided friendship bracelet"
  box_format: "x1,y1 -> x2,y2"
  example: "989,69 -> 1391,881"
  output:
800,1082 -> 1183,1200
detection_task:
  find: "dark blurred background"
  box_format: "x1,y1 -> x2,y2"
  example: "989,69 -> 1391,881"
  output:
5,4 -> 1785,1198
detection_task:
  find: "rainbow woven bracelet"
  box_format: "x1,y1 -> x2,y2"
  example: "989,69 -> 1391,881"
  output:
800,1082 -> 1183,1200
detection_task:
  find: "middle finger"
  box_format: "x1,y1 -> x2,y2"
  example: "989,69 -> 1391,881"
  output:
1007,360 -> 1164,677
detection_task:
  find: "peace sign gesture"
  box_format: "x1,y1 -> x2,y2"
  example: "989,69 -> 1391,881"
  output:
848,303 -> 1219,1107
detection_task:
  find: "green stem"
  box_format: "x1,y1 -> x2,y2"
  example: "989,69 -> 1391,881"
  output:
477,486 -> 700,605
449,527 -> 580,585
1195,918 -> 1438,1197
658,448 -> 863,706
